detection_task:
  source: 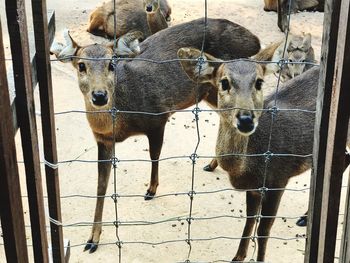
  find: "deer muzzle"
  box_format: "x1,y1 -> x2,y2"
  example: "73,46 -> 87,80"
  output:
236,113 -> 255,135
92,91 -> 108,107
146,5 -> 153,12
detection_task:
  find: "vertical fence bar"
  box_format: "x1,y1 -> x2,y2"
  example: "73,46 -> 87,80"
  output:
305,0 -> 342,261
0,17 -> 29,263
31,0 -> 65,262
340,170 -> 350,262
306,0 -> 350,261
317,0 -> 350,260
5,0 -> 49,262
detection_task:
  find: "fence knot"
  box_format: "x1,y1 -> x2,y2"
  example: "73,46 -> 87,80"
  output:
184,260 -> 191,263
192,107 -> 201,121
263,151 -> 273,162
258,186 -> 268,195
189,153 -> 198,164
277,58 -> 288,69
113,220 -> 120,227
110,107 -> 119,119
115,240 -> 123,248
111,157 -> 119,168
111,193 -> 120,201
187,190 -> 196,198
268,106 -> 279,116
185,238 -> 192,245
186,217 -> 194,224
197,55 -> 205,66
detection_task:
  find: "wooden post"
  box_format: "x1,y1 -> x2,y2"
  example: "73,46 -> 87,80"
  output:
305,0 -> 350,261
305,0 -> 342,260
0,17 -> 29,263
340,170 -> 350,262
31,0 -> 66,262
5,0 -> 49,262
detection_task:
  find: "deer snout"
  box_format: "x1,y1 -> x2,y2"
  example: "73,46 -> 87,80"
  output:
236,113 -> 255,135
92,91 -> 108,107
146,4 -> 153,12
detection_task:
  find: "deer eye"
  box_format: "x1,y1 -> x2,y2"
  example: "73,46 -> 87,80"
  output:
78,62 -> 86,72
108,61 -> 115,72
255,78 -> 263,91
288,59 -> 293,63
220,79 -> 230,91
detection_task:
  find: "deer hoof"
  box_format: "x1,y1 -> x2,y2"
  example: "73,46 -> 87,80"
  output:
144,190 -> 156,200
84,239 -> 99,253
296,215 -> 307,227
203,164 -> 215,172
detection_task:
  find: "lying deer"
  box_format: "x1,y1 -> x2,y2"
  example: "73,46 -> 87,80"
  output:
178,47 -> 350,262
255,33 -> 315,81
263,0 -> 324,12
87,0 -> 171,39
269,0 -> 325,31
51,18 -> 261,253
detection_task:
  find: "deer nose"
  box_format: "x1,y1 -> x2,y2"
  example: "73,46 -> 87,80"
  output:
92,91 -> 108,106
236,113 -> 255,134
146,5 -> 153,12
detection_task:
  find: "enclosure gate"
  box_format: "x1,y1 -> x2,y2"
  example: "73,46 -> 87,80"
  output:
0,0 -> 350,262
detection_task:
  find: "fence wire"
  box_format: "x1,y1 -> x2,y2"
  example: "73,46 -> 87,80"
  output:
1,0 -> 326,262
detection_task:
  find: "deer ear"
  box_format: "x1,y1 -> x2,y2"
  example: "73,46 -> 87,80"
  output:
177,47 -> 221,83
112,31 -> 144,57
302,33 -> 312,50
50,29 -> 79,62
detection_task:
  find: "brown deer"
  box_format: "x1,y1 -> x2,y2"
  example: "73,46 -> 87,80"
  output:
51,18 -> 261,253
178,47 -> 350,262
87,0 -> 171,39
269,0 -> 325,31
263,0 -> 324,12
255,33 -> 316,81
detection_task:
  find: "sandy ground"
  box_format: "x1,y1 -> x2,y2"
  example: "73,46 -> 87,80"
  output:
1,0 -> 349,262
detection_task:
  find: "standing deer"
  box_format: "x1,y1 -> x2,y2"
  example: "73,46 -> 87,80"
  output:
255,33 -> 316,81
178,47 -> 350,262
51,18 -> 261,253
87,0 -> 171,39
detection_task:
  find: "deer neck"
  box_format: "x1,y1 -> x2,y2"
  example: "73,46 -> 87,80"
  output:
146,9 -> 168,35
216,119 -> 249,172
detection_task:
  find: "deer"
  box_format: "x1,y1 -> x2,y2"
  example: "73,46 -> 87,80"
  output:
254,33 -> 316,81
50,18 -> 261,253
263,0 -> 324,12
177,47 -> 350,262
268,0 -> 325,32
87,0 -> 171,39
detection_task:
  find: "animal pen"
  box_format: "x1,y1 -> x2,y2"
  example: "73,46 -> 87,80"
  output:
0,0 -> 350,262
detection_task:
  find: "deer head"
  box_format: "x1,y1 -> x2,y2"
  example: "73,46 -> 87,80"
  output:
50,29 -> 142,110
178,47 -> 265,136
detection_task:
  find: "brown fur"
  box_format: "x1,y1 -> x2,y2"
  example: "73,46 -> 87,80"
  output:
87,0 -> 171,38
264,0 -> 323,12
53,18 -> 261,252
178,48 -> 350,262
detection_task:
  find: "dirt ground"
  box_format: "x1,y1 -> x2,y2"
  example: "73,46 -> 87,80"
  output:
1,0 -> 349,262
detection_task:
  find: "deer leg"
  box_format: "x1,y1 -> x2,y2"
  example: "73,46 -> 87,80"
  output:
232,191 -> 262,262
277,0 -> 288,32
203,158 -> 218,172
296,150 -> 350,227
256,190 -> 284,262
144,125 -> 165,200
84,141 -> 113,253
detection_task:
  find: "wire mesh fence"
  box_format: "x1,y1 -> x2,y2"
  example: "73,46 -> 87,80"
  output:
1,0 -> 331,262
